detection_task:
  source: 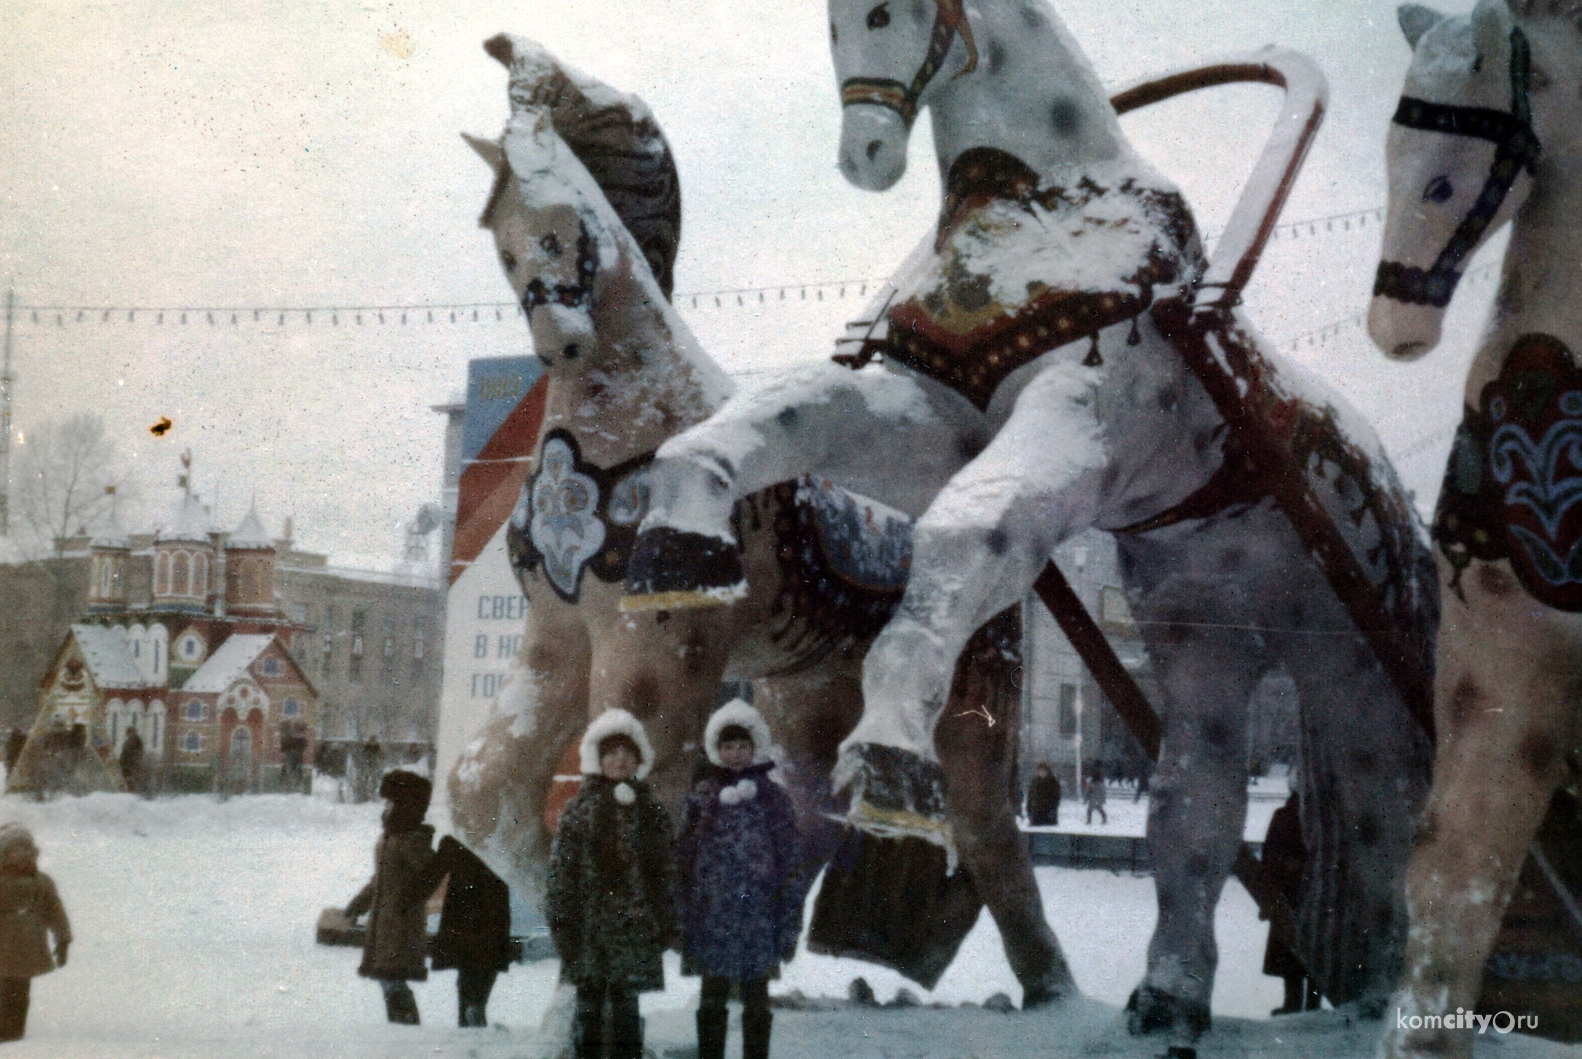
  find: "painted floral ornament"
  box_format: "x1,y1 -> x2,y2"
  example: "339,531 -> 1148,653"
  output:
614,782 -> 636,805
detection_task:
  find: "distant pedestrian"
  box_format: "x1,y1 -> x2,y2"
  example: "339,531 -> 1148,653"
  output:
679,701 -> 802,1059
545,710 -> 678,1059
430,835 -> 514,1028
3,729 -> 25,777
1262,792 -> 1320,1015
118,727 -> 146,796
1024,763 -> 1061,827
280,725 -> 308,792
1134,764 -> 1150,803
344,770 -> 442,1025
0,824 -> 71,1043
1084,765 -> 1107,825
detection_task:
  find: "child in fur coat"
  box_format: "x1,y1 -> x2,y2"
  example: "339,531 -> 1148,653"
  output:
678,700 -> 803,1059
545,709 -> 678,1059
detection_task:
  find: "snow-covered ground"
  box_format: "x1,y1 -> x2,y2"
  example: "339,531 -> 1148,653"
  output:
0,793 -> 1565,1059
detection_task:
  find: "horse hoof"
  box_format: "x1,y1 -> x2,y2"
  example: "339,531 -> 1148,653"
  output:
621,527 -> 747,611
1020,985 -> 1068,1011
1125,985 -> 1210,1040
841,743 -> 950,836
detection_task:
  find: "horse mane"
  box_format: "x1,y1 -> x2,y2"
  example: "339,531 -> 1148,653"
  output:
483,35 -> 682,301
1508,0 -> 1582,26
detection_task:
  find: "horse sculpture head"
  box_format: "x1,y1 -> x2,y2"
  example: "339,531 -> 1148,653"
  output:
468,34 -> 681,371
830,0 -> 979,189
1369,0 -> 1559,359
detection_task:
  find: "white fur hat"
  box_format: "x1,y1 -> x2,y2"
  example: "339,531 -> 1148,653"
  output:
579,708 -> 655,779
705,699 -> 772,767
0,823 -> 37,861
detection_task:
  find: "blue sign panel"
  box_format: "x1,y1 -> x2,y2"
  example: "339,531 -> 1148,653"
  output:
461,356 -> 544,464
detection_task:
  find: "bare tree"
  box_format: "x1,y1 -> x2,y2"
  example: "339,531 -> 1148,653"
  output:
13,414 -> 128,561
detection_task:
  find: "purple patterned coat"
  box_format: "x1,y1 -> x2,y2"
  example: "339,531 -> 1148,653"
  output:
678,761 -> 804,982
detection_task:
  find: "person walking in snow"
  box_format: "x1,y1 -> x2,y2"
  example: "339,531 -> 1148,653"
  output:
344,770 -> 442,1025
678,701 -> 802,1059
118,727 -> 146,797
0,824 -> 71,1043
545,710 -> 678,1059
1024,762 -> 1061,827
429,834 -> 515,1028
1083,763 -> 1108,825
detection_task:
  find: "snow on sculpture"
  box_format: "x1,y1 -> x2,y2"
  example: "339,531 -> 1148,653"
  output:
446,34 -> 1043,1005
1370,3 -> 1582,1057
622,0 -> 1440,1039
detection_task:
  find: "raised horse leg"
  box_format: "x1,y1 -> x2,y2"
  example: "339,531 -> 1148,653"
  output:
838,358 -> 1105,786
1382,558 -> 1580,1059
628,363 -> 983,604
934,608 -> 1077,1006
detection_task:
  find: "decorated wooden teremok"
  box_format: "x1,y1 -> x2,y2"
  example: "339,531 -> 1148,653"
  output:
622,0 -> 1441,1040
9,495 -> 319,796
1370,3 -> 1582,1056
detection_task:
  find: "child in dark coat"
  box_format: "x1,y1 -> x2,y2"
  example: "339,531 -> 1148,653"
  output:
678,701 -> 803,1059
0,824 -> 70,1043
345,770 -> 442,1026
545,709 -> 678,1059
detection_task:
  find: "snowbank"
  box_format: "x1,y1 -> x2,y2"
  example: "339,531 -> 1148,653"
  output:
0,794 -> 1565,1058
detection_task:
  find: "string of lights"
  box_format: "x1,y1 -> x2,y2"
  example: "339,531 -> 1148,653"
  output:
7,202 -> 1401,327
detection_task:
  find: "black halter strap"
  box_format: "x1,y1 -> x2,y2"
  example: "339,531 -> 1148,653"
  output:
1374,27 -> 1541,308
521,222 -> 600,317
839,1 -> 978,127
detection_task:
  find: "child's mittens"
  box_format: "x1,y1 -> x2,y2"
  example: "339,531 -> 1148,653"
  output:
719,779 -> 757,806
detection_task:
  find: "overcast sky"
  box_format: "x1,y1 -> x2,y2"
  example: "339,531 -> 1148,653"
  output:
0,0 -> 1488,568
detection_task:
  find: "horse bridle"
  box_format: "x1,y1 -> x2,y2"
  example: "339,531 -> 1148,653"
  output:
521,222 -> 600,318
839,0 -> 979,127
1374,27 -> 1541,308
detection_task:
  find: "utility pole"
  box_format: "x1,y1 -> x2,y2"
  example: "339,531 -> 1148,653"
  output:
1,287 -> 14,536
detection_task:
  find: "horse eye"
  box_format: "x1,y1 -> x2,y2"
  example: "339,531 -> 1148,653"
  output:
500,251 -> 517,273
1424,176 -> 1454,204
831,21 -> 838,45
867,3 -> 890,29
1472,53 -> 1484,74
541,233 -> 562,256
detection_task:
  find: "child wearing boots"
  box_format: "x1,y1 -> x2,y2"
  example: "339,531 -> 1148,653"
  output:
546,710 -> 678,1059
678,701 -> 803,1059
345,770 -> 441,1025
0,824 -> 70,1043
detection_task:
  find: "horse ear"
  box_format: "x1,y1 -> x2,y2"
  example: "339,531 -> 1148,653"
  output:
483,34 -> 514,68
462,133 -> 505,175
1471,0 -> 1512,64
1397,4 -> 1445,49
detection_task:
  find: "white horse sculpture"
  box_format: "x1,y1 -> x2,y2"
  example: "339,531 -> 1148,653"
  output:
448,34 -> 1051,1002
1370,2 -> 1582,1056
624,0 -> 1437,1036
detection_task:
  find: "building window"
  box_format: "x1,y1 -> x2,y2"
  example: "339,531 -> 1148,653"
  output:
195,552 -> 208,596
351,609 -> 366,634
156,553 -> 170,594
184,731 -> 202,753
283,699 -> 301,718
173,552 -> 189,596
185,701 -> 203,722
1058,684 -> 1078,738
349,654 -> 362,684
260,658 -> 281,677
